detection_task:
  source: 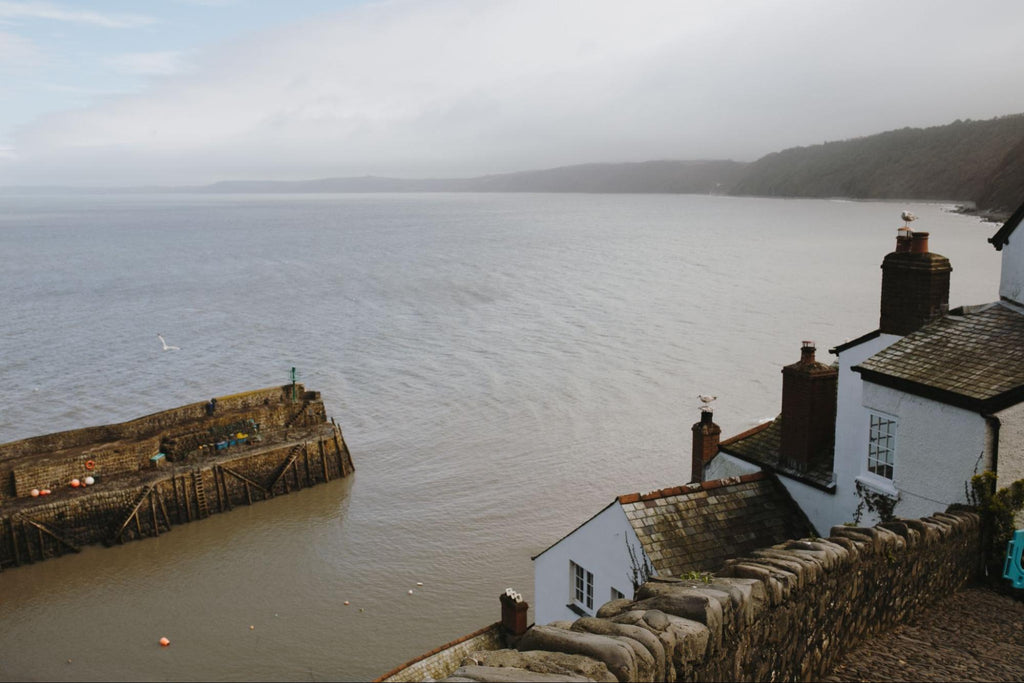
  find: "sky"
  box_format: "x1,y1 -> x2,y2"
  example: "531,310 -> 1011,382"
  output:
2,0 -> 1024,186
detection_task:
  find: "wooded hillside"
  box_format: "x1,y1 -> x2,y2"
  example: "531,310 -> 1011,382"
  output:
728,115 -> 1024,214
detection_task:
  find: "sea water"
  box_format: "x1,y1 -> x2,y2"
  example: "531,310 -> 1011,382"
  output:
0,193 -> 1000,681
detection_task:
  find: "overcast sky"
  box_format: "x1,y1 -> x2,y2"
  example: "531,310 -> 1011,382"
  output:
2,0 -> 1024,186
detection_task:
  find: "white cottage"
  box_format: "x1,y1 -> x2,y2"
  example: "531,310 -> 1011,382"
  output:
531,472 -> 810,625
707,207 -> 1024,532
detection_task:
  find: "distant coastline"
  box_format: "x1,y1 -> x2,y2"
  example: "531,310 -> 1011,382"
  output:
3,114 -> 1023,216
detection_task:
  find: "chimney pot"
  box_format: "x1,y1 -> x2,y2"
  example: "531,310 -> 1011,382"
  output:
800,340 -> 816,363
879,231 -> 951,335
780,342 -> 837,472
500,591 -> 529,638
896,226 -> 913,253
691,410 -> 721,483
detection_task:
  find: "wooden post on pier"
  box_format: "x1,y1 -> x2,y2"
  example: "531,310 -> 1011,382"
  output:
10,521 -> 21,566
214,466 -> 224,512
183,477 -> 192,522
319,439 -> 329,482
155,488 -> 172,531
172,474 -> 184,524
150,494 -> 159,537
332,425 -> 347,476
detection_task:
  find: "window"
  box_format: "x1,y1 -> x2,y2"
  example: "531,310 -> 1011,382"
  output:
570,561 -> 594,611
867,413 -> 896,480
611,587 -> 625,601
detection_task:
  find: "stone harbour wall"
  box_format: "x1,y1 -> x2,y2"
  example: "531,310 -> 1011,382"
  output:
12,436 -> 161,497
431,509 -> 980,682
1,425 -> 355,569
0,385 -> 298,464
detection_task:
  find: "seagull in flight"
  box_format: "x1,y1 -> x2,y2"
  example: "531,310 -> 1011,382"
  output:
157,334 -> 180,351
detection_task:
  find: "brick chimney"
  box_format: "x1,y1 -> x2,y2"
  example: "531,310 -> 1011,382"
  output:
879,231 -> 952,336
691,409 -> 721,483
500,589 -> 529,638
780,341 -> 837,473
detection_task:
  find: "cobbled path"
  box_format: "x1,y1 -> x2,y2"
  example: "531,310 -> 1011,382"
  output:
824,585 -> 1024,682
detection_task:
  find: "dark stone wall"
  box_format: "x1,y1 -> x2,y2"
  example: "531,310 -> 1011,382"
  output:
432,509 -> 980,682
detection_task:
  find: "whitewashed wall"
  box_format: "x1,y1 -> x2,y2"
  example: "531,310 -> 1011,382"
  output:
995,402 -> 1024,487
532,502 -> 646,626
999,230 -> 1024,307
812,333 -> 901,530
860,382 -> 992,520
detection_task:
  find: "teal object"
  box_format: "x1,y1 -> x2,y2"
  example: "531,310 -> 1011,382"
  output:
1004,529 -> 1024,589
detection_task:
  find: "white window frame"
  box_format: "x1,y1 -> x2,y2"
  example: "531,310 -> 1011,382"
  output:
570,560 -> 594,612
865,411 -> 897,482
610,587 -> 625,602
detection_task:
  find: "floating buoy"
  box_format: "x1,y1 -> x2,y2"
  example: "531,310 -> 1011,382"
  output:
84,476 -> 95,486
249,625 -> 255,630
343,601 -> 350,606
159,637 -> 170,647
416,582 -> 423,586
30,489 -> 40,497
41,489 -> 51,496
408,590 -> 414,595
70,479 -> 81,488
84,460 -> 95,470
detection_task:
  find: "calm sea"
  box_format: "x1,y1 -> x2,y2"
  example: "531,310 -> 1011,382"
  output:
0,193 -> 1000,681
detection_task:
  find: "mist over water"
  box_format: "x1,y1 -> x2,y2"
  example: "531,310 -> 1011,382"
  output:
0,193 -> 1000,681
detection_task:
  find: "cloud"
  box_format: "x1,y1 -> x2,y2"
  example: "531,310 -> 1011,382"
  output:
5,0 -> 1024,186
0,28 -> 37,66
0,1 -> 155,28
104,51 -> 188,77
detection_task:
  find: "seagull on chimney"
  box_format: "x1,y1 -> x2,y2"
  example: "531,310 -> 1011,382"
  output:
697,394 -> 717,411
901,210 -> 917,227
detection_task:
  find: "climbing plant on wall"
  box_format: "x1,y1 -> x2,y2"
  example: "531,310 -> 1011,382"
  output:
626,539 -> 655,592
852,480 -> 900,525
967,470 -> 1024,580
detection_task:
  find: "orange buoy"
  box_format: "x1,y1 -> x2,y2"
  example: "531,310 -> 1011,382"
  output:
159,637 -> 170,647
84,460 -> 95,470
41,489 -> 51,495
70,479 -> 81,488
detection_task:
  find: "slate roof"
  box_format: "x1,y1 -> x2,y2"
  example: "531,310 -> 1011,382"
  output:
854,302 -> 1024,412
716,416 -> 836,492
617,472 -> 812,577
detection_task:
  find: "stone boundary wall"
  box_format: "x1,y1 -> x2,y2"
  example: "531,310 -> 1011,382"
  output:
376,623 -> 503,683
0,385 -> 299,463
432,509 -> 980,682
